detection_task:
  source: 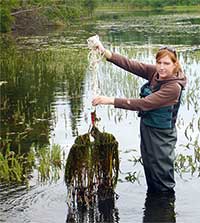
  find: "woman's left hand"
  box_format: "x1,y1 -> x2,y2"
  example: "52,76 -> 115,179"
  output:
92,96 -> 114,106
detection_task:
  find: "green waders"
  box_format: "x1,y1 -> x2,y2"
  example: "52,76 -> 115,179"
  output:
140,120 -> 176,193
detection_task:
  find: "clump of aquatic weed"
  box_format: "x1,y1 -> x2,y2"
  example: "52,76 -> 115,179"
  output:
0,147 -> 35,185
65,126 -> 119,209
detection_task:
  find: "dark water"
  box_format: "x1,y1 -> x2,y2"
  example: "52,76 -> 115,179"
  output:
0,10 -> 200,223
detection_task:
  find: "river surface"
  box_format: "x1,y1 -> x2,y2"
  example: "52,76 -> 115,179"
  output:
0,10 -> 200,223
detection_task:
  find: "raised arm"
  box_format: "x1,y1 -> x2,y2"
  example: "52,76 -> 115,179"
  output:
96,40 -> 156,80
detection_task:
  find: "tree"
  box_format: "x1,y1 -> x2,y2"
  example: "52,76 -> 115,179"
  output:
83,0 -> 98,16
0,0 -> 20,32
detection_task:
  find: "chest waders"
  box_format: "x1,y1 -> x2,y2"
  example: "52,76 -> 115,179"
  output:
139,81 -> 183,193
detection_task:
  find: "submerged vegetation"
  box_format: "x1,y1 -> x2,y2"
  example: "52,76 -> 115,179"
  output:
0,144 -> 62,185
1,36 -> 199,188
0,38 -> 87,186
0,36 -> 87,154
125,137 -> 200,183
175,118 -> 200,177
1,32 -> 200,185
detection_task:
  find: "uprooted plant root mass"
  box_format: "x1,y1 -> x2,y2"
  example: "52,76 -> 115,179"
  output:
65,126 -> 119,209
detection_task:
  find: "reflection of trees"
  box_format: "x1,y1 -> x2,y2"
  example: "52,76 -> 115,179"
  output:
1,42 -> 53,153
108,30 -> 200,46
0,36 -> 87,153
63,50 -> 87,136
104,13 -> 200,46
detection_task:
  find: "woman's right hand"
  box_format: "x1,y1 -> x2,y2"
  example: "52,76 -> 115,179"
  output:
96,39 -> 112,59
95,39 -> 105,54
92,96 -> 114,106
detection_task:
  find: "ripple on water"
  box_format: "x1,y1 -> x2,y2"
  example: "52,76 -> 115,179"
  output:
0,179 -> 68,223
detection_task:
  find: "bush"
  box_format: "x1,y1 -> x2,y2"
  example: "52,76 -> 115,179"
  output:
0,5 -> 13,32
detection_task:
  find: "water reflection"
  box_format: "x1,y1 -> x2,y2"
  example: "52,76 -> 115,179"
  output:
0,36 -> 88,153
143,192 -> 176,223
66,197 -> 119,223
1,10 -> 200,223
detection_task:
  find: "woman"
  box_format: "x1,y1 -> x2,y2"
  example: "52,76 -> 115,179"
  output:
92,41 -> 187,193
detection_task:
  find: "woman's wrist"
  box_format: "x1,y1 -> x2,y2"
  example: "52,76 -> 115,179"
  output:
109,97 -> 115,105
103,49 -> 112,59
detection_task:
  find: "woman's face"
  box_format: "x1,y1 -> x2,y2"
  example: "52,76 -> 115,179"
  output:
156,55 -> 177,79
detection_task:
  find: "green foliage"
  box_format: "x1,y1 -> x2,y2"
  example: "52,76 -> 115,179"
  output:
126,122 -> 200,183
0,0 -> 19,32
0,0 -> 98,33
37,147 -> 51,181
98,0 -> 200,8
82,0 -> 98,16
65,133 -> 91,186
65,126 -> 119,208
0,7 -> 11,32
0,144 -> 62,185
0,148 -> 35,184
125,171 -> 140,183
1,0 -> 200,33
51,144 -> 62,168
36,144 -> 62,182
0,37 -> 88,151
43,5 -> 83,22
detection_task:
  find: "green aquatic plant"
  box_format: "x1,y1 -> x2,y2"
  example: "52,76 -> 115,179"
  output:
125,171 -> 140,184
175,133 -> 200,177
90,126 -> 119,188
51,144 -> 62,168
37,147 -> 51,182
0,152 -> 10,182
37,144 -> 62,182
0,148 -> 35,184
65,133 -> 91,189
64,126 -> 119,208
0,144 -> 62,185
125,128 -> 200,181
124,149 -> 142,184
0,42 -> 87,152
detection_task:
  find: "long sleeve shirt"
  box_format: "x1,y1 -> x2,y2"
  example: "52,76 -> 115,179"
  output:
107,53 -> 187,112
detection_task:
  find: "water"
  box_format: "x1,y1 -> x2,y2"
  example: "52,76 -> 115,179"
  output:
0,10 -> 200,223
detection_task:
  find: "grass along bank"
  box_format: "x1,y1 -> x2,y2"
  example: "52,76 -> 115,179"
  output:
95,4 -> 200,13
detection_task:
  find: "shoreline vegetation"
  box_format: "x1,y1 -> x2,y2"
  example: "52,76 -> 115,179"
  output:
96,4 -> 200,12
0,1 -> 200,34
0,0 -> 200,184
0,2 -> 200,186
